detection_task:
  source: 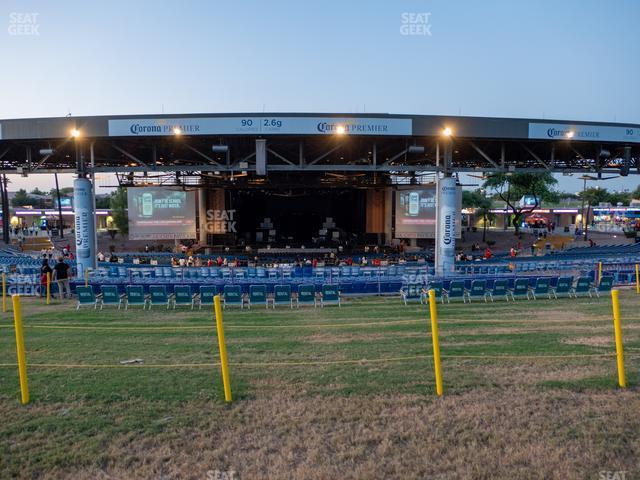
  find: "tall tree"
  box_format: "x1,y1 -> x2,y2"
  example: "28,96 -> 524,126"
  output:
109,187 -> 129,237
462,189 -> 493,242
483,172 -> 558,235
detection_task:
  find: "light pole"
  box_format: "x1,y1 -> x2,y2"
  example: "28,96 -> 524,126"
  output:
579,174 -> 598,242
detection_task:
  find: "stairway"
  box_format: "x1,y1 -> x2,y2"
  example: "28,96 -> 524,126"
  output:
14,236 -> 55,252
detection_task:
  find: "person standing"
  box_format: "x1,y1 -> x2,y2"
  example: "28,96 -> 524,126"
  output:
40,259 -> 52,297
52,257 -> 71,300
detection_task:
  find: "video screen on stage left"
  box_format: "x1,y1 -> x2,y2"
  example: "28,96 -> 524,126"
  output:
128,187 -> 197,240
395,187 -> 437,239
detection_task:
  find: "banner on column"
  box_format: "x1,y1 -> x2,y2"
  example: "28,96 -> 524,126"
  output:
436,177 -> 457,277
74,178 -> 96,275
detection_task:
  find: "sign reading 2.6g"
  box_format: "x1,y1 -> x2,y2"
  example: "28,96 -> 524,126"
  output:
263,118 -> 283,128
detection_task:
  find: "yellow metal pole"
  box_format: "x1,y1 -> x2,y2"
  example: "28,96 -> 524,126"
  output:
427,289 -> 444,396
85,268 -> 89,287
636,264 -> 639,294
598,261 -> 602,285
213,294 -> 232,402
610,290 -> 626,388
46,272 -> 51,305
12,295 -> 29,404
2,272 -> 6,313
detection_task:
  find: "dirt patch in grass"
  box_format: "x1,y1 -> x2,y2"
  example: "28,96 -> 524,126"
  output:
463,360 -> 613,386
14,388 -> 638,480
562,336 -> 613,348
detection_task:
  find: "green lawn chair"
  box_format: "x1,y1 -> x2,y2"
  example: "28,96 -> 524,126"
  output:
148,285 -> 171,310
509,278 -> 530,301
320,284 -> 341,307
198,285 -> 217,310
427,281 -> 444,304
571,277 -> 592,297
551,276 -> 573,299
248,285 -> 268,309
443,280 -> 465,303
297,284 -> 317,307
223,285 -> 243,309
273,284 -> 293,309
100,285 -> 125,310
487,279 -> 510,302
527,277 -> 551,300
591,275 -> 614,298
401,283 -> 423,305
466,279 -> 488,303
76,286 -> 99,310
125,285 -> 147,310
173,285 -> 195,309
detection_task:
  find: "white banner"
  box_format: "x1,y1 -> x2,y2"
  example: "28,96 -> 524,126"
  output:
108,116 -> 412,137
528,122 -> 640,143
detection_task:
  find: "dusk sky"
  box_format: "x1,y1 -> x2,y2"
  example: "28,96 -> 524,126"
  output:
1,0 -> 639,193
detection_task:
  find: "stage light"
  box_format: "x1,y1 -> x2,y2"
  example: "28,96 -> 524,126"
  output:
442,127 -> 453,137
565,130 -> 574,139
336,125 -> 346,135
70,128 -> 81,138
172,127 -> 182,135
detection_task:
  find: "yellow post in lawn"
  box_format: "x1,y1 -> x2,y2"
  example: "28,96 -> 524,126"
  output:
12,295 -> 29,404
213,294 -> 232,402
598,261 -> 603,285
46,272 -> 51,305
2,272 -> 6,313
636,264 -> 639,294
427,289 -> 443,396
610,290 -> 626,388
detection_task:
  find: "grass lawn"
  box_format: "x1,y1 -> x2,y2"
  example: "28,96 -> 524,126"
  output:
0,291 -> 639,479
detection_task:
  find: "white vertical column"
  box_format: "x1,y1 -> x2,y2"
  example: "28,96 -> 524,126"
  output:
435,176 -> 457,277
73,177 -> 96,275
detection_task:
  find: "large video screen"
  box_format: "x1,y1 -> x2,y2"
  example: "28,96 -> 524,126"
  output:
395,186 -> 461,239
128,187 -> 196,240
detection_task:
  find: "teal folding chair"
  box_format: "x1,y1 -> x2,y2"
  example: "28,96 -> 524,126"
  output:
527,277 -> 551,300
248,285 -> 268,309
401,283 -> 423,305
320,284 -> 340,307
487,279 -> 510,302
427,281 -> 444,304
443,280 -> 465,303
592,276 -> 614,298
297,284 -> 317,307
125,285 -> 147,310
100,285 -> 125,310
148,285 -> 171,310
198,285 -> 217,310
509,278 -> 530,301
223,285 -> 243,309
173,285 -> 195,309
572,277 -> 592,297
466,280 -> 488,302
273,284 -> 293,309
76,286 -> 99,309
552,276 -> 573,299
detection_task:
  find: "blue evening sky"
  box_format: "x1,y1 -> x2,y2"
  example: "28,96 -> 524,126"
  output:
1,0 -> 639,193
